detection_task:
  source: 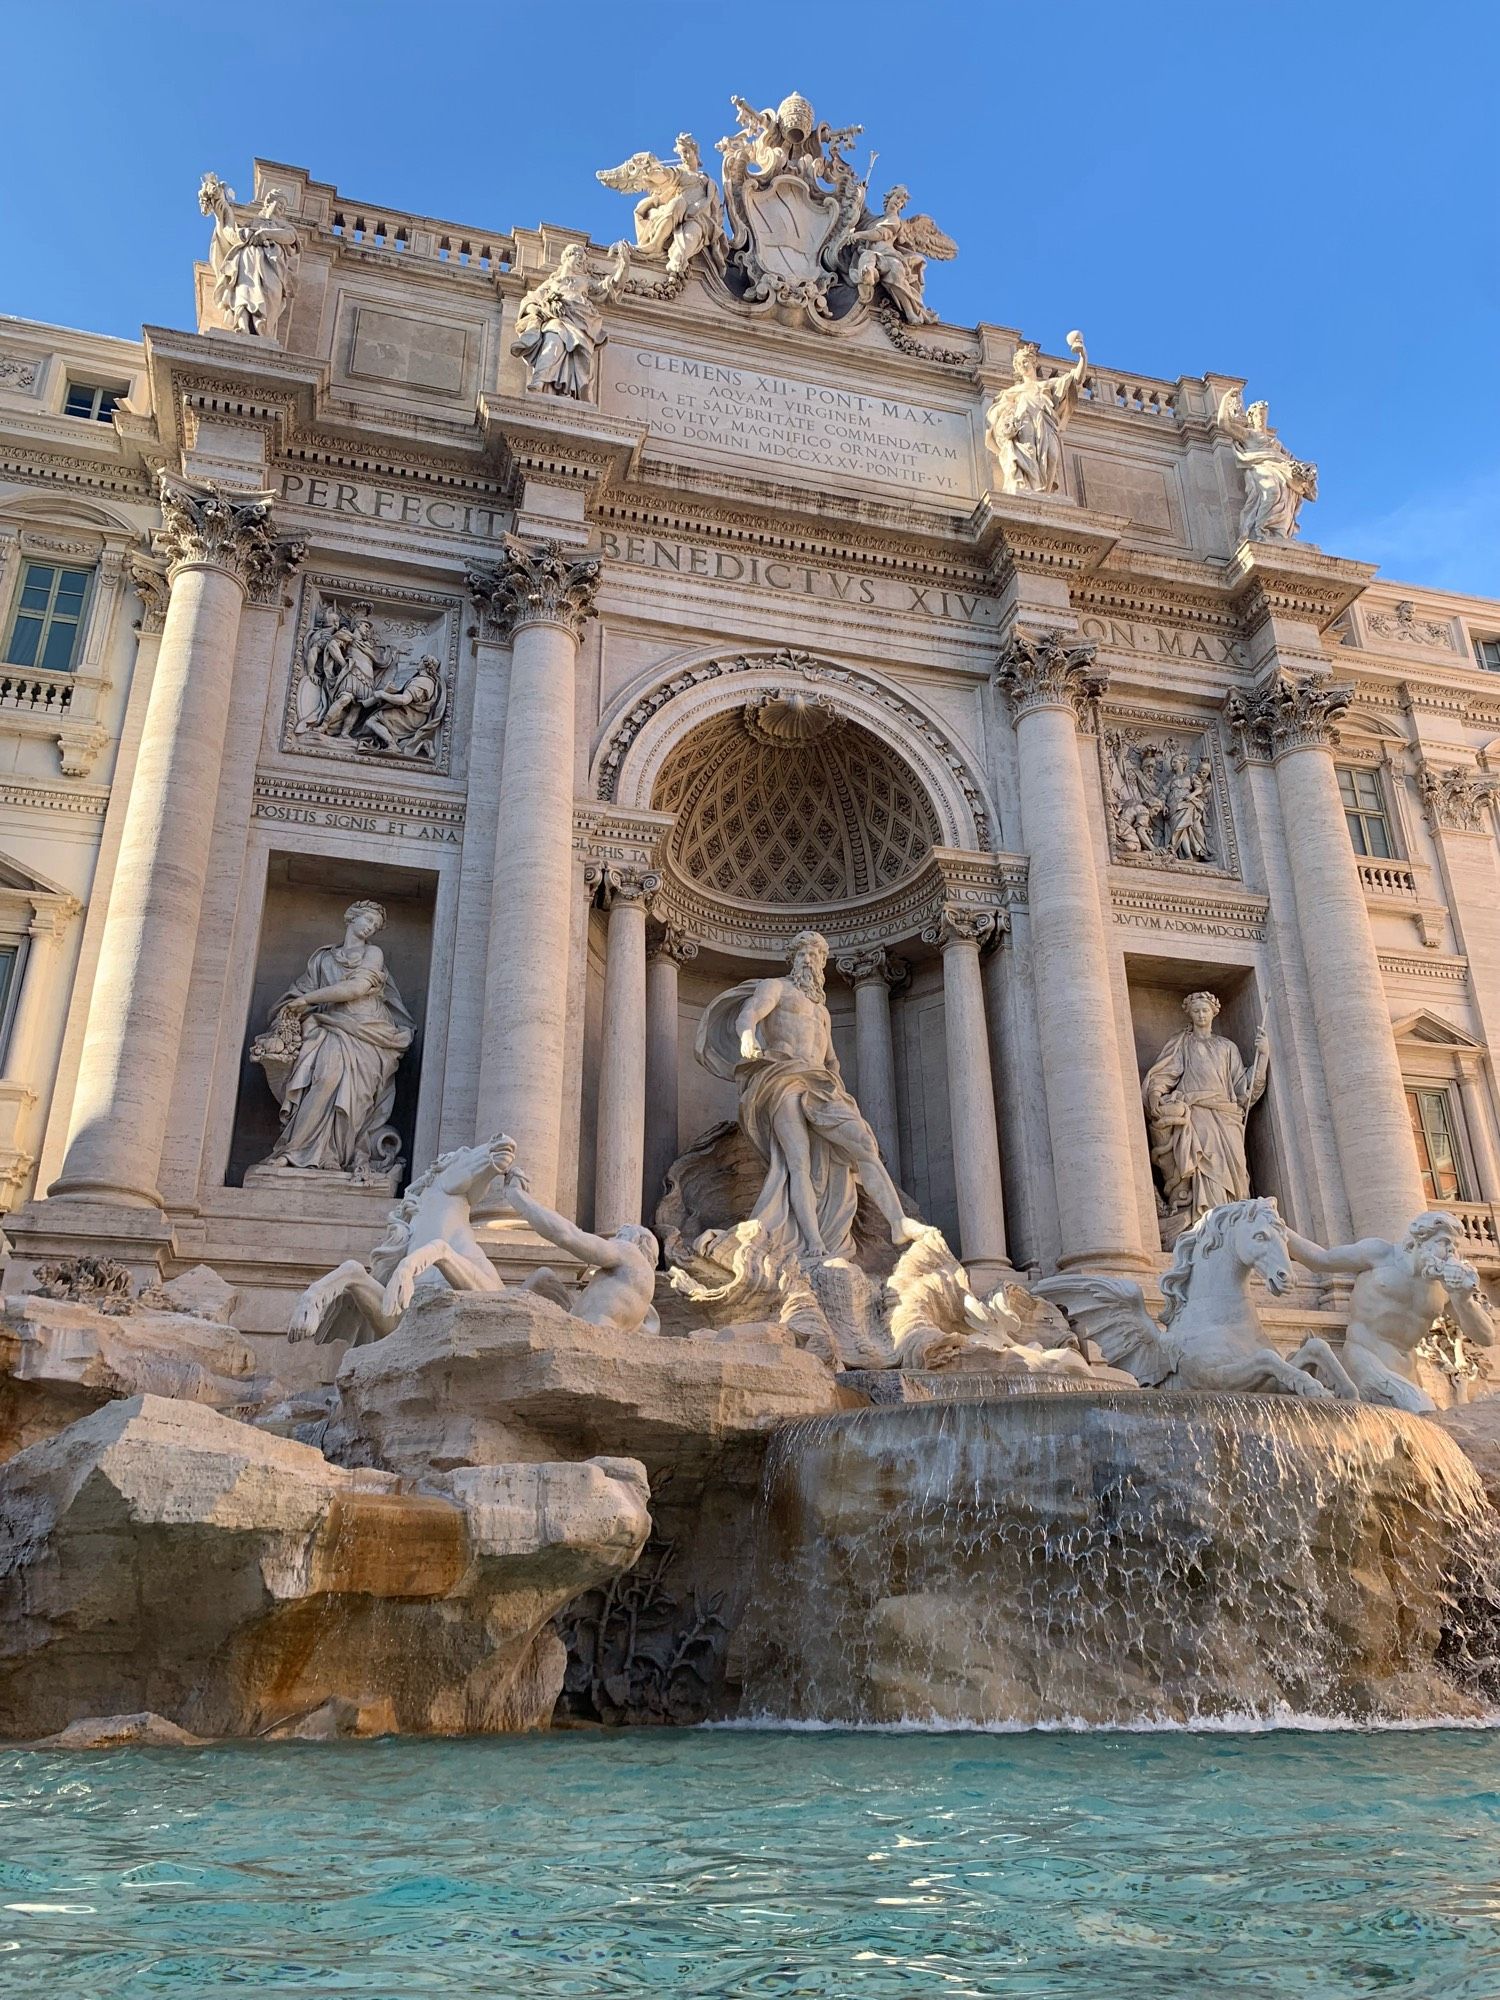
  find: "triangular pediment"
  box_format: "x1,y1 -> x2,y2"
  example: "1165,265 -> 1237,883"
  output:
1390,1008 -> 1485,1052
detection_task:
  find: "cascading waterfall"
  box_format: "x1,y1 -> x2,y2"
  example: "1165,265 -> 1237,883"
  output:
739,1392 -> 1500,1726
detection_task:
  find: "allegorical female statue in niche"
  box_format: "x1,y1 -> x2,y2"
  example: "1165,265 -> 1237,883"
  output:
1142,991 -> 1270,1235
251,899 -> 414,1182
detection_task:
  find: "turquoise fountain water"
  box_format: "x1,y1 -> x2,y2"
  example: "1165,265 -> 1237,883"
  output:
5,1728 -> 1500,1997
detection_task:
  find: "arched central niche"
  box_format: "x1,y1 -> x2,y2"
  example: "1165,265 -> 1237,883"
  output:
652,690 -> 940,910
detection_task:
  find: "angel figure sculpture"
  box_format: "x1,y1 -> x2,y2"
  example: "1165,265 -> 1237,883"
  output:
1035,1197 -> 1359,1398
199,172 -> 300,338
984,331 -> 1088,496
512,241 -> 631,400
844,185 -> 956,324
1216,389 -> 1318,542
597,135 -> 725,278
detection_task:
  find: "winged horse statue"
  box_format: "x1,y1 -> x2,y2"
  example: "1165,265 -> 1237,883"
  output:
1036,1197 -> 1360,1398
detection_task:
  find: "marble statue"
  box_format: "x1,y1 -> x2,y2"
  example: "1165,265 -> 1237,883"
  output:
1041,1198 -> 1358,1398
512,242 -> 631,399
250,900 -> 414,1182
1143,993 -> 1269,1230
843,186 -> 956,324
984,332 -> 1088,496
289,1135 -> 515,1344
295,603 -> 446,759
695,930 -> 925,1266
501,1171 -> 661,1335
1287,1210 -> 1497,1414
198,173 -> 299,339
597,136 -> 726,277
1216,389 -> 1318,542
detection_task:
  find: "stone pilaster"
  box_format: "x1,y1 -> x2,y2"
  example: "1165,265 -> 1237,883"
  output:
994,630 -> 1148,1272
834,945 -> 907,1176
920,907 -> 1009,1284
468,539 -> 600,1206
49,472 -> 298,1210
589,863 -> 658,1235
1225,672 -> 1425,1238
644,920 -> 697,1228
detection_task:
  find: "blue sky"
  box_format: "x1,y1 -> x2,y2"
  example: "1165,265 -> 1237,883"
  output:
4,0 -> 1497,596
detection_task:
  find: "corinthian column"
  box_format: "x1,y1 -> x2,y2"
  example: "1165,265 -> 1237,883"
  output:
921,908 -> 1009,1285
51,472 -> 296,1208
1227,674 -> 1425,1237
590,864 -> 658,1235
834,945 -> 906,1174
995,631 -> 1147,1271
644,920 -> 697,1226
468,540 -> 599,1205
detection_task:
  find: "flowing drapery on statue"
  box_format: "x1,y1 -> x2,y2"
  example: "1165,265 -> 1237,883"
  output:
1142,991 -> 1269,1227
251,900 -> 414,1181
694,930 -> 921,1264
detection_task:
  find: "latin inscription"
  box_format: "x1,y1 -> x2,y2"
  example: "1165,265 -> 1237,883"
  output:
602,347 -> 978,499
597,530 -> 999,626
1078,614 -> 1243,667
279,472 -> 507,539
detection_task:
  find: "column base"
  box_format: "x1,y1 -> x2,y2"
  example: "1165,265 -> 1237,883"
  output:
3,1197 -> 177,1294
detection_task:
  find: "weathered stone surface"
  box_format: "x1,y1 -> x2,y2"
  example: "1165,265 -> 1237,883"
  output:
152,1264 -> 240,1323
0,1295 -> 281,1462
1431,1399 -> 1500,1513
35,1712 -> 208,1749
331,1288 -> 841,1480
0,1394 -> 649,1742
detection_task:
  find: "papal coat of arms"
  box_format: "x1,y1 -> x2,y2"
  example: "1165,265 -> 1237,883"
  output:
598,90 -> 956,330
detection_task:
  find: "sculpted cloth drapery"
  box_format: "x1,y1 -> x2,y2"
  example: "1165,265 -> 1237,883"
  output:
1143,1025 -> 1265,1219
264,943 -> 414,1176
696,980 -> 867,1262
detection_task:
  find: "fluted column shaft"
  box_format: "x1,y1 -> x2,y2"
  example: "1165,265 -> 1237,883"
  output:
592,867 -> 656,1234
52,474 -> 290,1207
835,946 -> 904,1173
996,632 -> 1146,1271
924,911 -> 1009,1283
644,923 -> 696,1228
470,542 -> 599,1206
1232,675 -> 1425,1237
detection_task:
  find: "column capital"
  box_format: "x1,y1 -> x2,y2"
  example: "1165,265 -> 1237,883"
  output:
1418,761 -> 1500,834
1223,672 -> 1353,764
922,905 -> 1003,951
586,861 -> 660,910
646,918 -> 699,965
152,471 -> 300,601
835,944 -> 910,990
994,628 -> 1108,722
128,553 -> 172,636
469,536 -> 601,640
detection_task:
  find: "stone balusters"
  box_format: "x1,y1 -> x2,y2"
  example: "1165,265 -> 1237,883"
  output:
589,864 -> 660,1235
468,540 -> 600,1207
644,920 -> 697,1227
50,473 -> 299,1209
834,945 -> 907,1175
920,908 -> 1010,1286
1226,674 -> 1425,1237
994,630 -> 1148,1272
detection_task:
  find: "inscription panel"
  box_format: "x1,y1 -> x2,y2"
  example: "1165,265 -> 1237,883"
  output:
602,345 -> 979,499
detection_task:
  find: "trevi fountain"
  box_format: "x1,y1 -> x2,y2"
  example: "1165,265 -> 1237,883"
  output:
4,85 -> 1500,1998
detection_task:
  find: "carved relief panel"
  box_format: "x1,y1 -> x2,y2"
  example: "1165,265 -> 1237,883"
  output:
281,574 -> 460,773
1100,719 -> 1237,876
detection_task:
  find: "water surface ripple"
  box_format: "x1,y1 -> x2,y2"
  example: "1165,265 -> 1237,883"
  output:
3,1727 -> 1499,1997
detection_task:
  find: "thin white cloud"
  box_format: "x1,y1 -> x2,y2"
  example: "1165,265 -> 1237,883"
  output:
1327,468 -> 1500,598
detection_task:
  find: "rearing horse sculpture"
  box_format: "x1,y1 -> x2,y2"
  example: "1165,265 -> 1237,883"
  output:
1036,1197 -> 1360,1398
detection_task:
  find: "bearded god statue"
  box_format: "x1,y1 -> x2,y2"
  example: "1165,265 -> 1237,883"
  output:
1143,991 -> 1270,1234
694,929 -> 924,1266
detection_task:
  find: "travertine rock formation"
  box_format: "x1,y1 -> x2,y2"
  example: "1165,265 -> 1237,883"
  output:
0,1293 -> 280,1462
0,1394 -> 649,1741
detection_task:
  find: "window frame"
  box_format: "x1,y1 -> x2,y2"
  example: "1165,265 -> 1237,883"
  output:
1405,1081 -> 1474,1206
61,381 -> 121,423
2,559 -> 95,674
0,937 -> 24,1067
1474,636 -> 1500,675
1336,762 -> 1397,860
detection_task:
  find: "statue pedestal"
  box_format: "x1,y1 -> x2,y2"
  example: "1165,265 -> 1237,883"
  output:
243,1163 -> 401,1198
